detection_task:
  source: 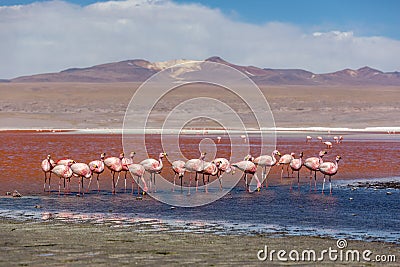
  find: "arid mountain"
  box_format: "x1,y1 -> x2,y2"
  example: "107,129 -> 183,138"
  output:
7,56 -> 400,86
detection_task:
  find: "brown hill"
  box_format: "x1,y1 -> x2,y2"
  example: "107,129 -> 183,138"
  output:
8,56 -> 400,86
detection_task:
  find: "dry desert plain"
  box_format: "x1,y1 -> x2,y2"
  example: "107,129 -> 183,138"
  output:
0,82 -> 399,129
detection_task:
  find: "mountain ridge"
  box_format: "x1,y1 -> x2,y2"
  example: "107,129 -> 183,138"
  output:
6,56 -> 400,86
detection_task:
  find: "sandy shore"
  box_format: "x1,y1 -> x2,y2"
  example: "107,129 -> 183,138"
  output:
0,219 -> 398,266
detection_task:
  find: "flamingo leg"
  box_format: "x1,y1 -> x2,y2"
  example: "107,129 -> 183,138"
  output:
188,173 -> 192,195
49,174 -> 51,193
297,171 -> 300,189
217,173 -> 222,191
154,173 -> 157,192
329,176 -> 332,195
136,177 -> 140,195
96,174 -> 100,193
115,172 -> 120,187
58,178 -> 61,195
244,173 -> 248,191
173,173 -> 176,192
44,172 -> 47,192
253,174 -> 261,191
263,166 -> 268,188
131,177 -> 139,196
180,175 -> 183,192
205,175 -> 209,193
322,175 -> 326,194
141,175 -> 148,194
195,173 -> 198,192
79,177 -> 83,195
87,176 -> 92,193
112,171 -> 116,194
48,173 -> 51,193
314,171 -> 317,191
124,171 -> 127,193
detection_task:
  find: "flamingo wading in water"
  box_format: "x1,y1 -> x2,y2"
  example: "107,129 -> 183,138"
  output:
41,155 -> 56,192
253,150 -> 281,187
71,162 -> 92,195
290,152 -> 303,187
232,155 -> 261,192
140,152 -> 167,192
127,163 -> 148,195
278,152 -> 295,179
172,160 -> 186,192
201,161 -> 219,192
184,152 -> 207,194
104,153 -> 124,194
51,160 -> 74,194
319,155 -> 341,194
88,153 -> 105,192
303,150 -> 327,190
121,152 -> 136,192
212,157 -> 234,190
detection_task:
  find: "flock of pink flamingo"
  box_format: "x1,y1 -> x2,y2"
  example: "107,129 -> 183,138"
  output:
41,136 -> 342,196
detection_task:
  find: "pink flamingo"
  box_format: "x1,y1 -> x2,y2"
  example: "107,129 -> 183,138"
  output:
303,150 -> 327,190
278,152 -> 295,179
333,136 -> 339,143
306,136 -> 312,143
319,155 -> 341,194
290,152 -> 303,187
232,155 -> 261,192
51,160 -> 74,194
212,157 -> 234,190
71,162 -> 92,196
127,163 -> 148,195
253,150 -> 281,187
339,136 -> 343,143
56,158 -> 75,166
41,154 -> 56,192
88,153 -> 106,192
184,152 -> 207,194
324,141 -> 333,149
172,160 -> 186,192
140,152 -> 167,192
121,152 -> 136,192
317,136 -> 323,142
201,161 -> 219,192
104,153 -> 124,194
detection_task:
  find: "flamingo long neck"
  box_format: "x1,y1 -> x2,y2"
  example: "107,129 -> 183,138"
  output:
158,156 -> 163,170
334,159 -> 339,170
319,155 -> 324,165
271,152 -> 277,164
211,164 -> 218,176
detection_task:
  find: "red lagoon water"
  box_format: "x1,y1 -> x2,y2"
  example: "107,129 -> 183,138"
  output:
0,131 -> 399,194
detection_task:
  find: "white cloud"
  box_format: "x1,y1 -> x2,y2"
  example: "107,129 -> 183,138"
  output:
1,0 -> 400,79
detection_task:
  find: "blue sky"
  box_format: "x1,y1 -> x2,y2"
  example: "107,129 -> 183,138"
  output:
1,0 -> 400,78
3,0 -> 399,39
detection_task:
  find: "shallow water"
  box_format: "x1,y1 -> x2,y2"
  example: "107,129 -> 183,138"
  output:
0,131 -> 399,243
1,178 -> 399,243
